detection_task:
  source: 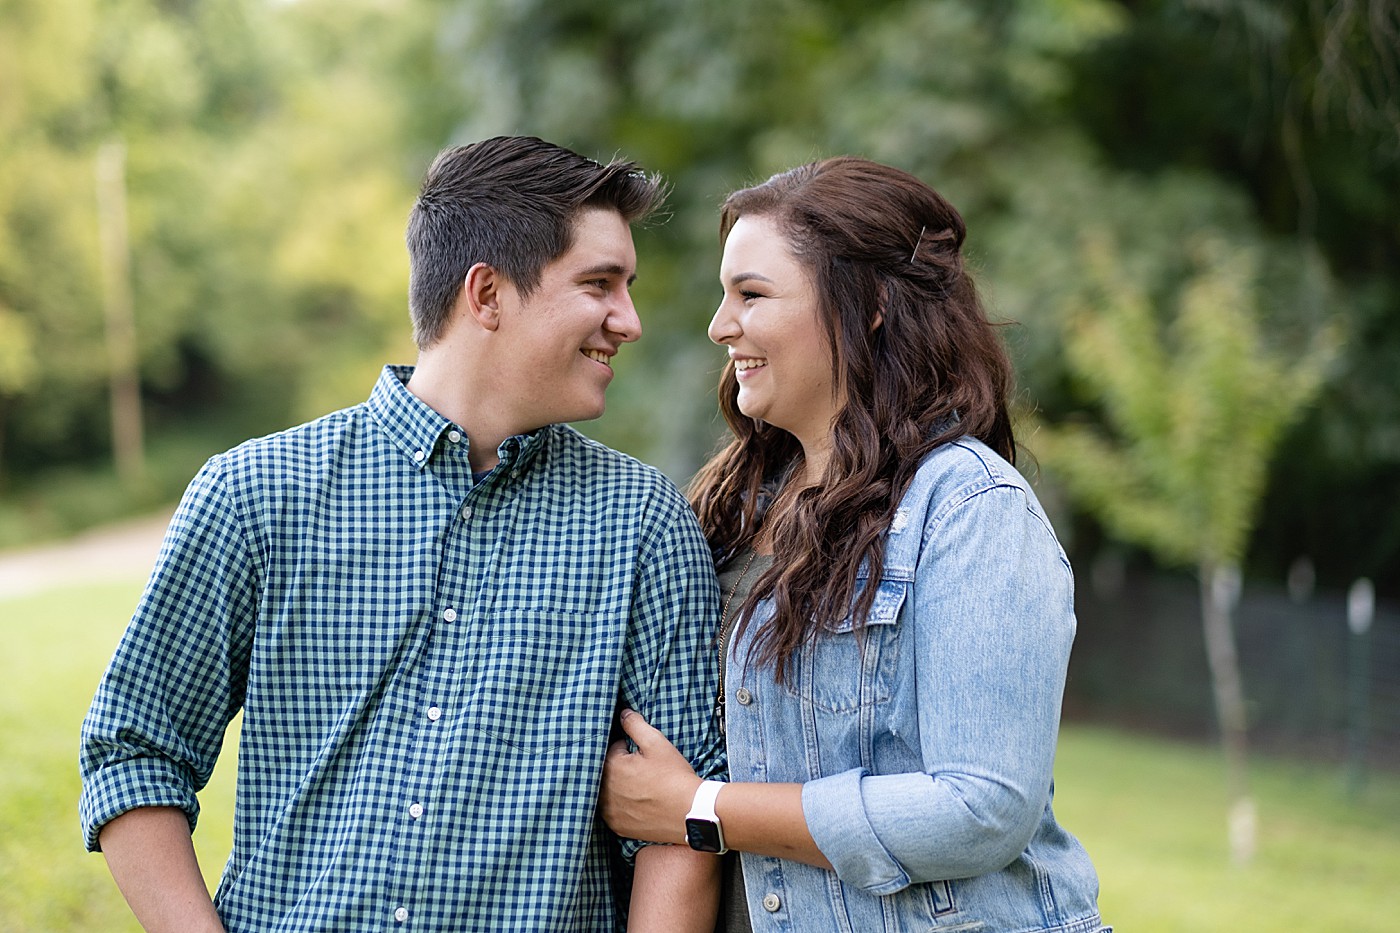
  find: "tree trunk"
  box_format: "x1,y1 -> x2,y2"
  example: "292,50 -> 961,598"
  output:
1200,560 -> 1255,864
96,139 -> 145,485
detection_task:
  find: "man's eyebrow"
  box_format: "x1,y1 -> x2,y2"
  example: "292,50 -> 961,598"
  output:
580,262 -> 637,286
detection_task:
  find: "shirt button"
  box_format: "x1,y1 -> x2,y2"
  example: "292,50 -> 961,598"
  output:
447,429 -> 462,443
409,802 -> 424,819
762,893 -> 781,912
394,907 -> 409,922
413,449 -> 425,463
427,706 -> 442,722
460,505 -> 473,521
735,687 -> 753,706
442,608 -> 457,623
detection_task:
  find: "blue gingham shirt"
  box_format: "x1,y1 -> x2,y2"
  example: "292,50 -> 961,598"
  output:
79,365 -> 724,932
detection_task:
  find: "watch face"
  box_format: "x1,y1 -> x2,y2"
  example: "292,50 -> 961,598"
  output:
685,818 -> 724,853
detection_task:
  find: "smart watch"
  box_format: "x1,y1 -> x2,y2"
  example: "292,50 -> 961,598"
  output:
684,780 -> 727,854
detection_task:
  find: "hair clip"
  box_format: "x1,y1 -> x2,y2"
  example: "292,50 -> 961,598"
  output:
910,225 -> 927,263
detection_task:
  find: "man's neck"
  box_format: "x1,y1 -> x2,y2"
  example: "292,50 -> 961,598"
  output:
406,353 -> 529,473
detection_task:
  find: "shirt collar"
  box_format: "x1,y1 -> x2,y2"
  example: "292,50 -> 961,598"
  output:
366,365 -> 549,475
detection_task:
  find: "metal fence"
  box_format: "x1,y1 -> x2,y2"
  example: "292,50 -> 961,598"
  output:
1063,556 -> 1400,775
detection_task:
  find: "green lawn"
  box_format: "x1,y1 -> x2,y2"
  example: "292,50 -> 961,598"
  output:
3,581 -> 1398,931
0,582 -> 237,933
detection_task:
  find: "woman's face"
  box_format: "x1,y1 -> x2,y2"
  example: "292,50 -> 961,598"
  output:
710,214 -> 840,447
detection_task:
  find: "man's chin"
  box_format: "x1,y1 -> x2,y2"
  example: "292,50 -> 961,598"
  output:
561,400 -> 608,424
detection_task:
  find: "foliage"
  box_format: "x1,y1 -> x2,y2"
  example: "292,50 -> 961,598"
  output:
1031,225 -> 1339,569
0,0 -> 422,489
0,0 -> 1396,590
1064,0 -> 1400,589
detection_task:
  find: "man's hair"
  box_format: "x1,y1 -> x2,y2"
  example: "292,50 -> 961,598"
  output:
405,136 -> 666,348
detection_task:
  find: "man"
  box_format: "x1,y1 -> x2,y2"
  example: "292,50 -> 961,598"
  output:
79,136 -> 724,931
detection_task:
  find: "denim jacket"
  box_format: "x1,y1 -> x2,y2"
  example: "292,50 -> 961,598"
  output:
724,438 -> 1107,932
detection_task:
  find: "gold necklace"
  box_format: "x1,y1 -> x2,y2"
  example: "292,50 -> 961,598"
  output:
715,548 -> 760,736
720,549 -> 760,630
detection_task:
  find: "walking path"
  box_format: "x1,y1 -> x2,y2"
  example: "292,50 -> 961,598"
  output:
0,509 -> 172,602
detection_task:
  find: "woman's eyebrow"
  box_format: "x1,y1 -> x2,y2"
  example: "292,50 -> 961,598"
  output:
728,272 -> 775,287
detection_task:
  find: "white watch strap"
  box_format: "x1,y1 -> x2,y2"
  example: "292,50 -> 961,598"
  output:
686,779 -> 725,822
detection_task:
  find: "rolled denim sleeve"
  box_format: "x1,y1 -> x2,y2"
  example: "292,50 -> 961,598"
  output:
78,458 -> 257,851
616,482 -> 724,859
802,482 -> 1075,889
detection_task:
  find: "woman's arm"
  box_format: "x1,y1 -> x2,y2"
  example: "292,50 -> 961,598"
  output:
600,709 -> 832,870
802,482 -> 1075,886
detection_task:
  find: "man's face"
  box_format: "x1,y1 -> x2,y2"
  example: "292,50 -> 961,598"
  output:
491,207 -> 642,432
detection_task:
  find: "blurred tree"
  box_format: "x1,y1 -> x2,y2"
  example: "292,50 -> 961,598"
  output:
0,0 -> 107,485
428,0 -> 1127,476
0,0 -> 427,501
1066,0 -> 1400,592
2,0 -> 1396,599
1032,224 -> 1340,863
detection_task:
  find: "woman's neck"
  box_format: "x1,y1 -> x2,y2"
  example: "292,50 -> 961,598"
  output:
792,436 -> 832,486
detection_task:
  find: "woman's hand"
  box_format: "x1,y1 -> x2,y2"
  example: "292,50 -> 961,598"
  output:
600,709 -> 705,844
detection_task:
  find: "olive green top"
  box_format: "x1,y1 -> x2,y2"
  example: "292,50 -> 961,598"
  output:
714,547 -> 773,933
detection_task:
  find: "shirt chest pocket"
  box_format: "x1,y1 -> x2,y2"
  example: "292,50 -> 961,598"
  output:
470,608 -> 622,754
787,578 -> 908,714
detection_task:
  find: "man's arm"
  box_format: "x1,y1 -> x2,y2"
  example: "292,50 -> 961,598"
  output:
81,461 -> 255,927
628,843 -> 720,933
99,807 -> 225,933
615,482 -> 726,927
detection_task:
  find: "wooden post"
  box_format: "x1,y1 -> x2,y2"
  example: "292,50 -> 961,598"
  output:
95,139 -> 144,484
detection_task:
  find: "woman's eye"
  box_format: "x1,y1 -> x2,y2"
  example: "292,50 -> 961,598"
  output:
740,290 -> 762,301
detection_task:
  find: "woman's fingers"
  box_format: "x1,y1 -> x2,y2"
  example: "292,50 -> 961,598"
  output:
618,708 -> 668,753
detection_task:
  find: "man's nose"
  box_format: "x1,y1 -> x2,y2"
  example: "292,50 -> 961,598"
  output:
609,291 -> 642,344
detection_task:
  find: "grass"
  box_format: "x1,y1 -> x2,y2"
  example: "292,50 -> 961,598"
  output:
1053,725 -> 1400,930
3,581 -> 1399,931
0,581 -> 236,933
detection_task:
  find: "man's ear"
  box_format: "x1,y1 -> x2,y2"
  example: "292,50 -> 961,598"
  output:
462,261 -> 502,332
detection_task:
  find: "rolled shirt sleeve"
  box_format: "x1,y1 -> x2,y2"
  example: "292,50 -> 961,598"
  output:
801,482 -> 1075,889
79,458 -> 257,851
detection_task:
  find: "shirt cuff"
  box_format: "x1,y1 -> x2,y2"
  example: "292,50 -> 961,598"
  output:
801,767 -> 911,895
79,756 -> 200,852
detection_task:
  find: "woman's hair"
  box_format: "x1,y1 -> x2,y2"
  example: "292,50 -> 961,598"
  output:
689,157 -> 1015,680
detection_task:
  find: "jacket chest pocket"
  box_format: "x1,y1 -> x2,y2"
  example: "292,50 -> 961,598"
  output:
788,579 -> 907,714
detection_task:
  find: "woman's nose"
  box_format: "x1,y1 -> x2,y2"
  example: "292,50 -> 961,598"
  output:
708,300 -> 739,345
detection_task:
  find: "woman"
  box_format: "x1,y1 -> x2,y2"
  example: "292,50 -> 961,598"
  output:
601,157 -> 1108,932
